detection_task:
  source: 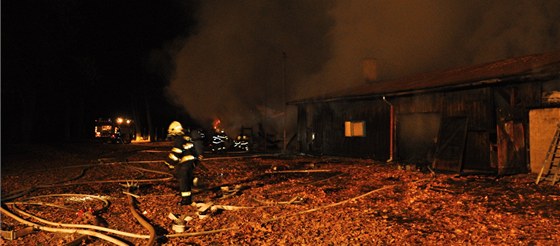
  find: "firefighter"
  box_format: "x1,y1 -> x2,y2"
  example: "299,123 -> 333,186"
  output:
164,121 -> 203,206
234,135 -> 249,152
211,129 -> 228,153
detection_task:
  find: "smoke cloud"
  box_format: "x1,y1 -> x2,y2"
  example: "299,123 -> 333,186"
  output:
164,0 -> 560,139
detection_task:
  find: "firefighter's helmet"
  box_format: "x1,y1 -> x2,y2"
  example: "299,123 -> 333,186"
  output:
168,121 -> 184,136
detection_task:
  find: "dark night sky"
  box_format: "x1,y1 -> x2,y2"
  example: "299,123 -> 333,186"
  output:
2,0 -> 199,143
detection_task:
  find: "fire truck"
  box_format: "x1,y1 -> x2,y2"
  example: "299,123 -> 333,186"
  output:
94,117 -> 136,144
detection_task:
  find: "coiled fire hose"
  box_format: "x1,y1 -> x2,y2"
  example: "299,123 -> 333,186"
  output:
0,205 -> 128,246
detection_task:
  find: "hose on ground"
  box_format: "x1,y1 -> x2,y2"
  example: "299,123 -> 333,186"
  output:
0,205 -> 128,246
263,177 -> 434,223
126,188 -> 157,246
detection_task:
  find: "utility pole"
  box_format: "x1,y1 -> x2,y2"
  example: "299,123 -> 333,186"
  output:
282,51 -> 287,153
263,64 -> 267,153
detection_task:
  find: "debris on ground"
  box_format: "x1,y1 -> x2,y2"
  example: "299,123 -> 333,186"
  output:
1,143 -> 559,245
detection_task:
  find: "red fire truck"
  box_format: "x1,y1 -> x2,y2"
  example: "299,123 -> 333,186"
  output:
94,117 -> 136,144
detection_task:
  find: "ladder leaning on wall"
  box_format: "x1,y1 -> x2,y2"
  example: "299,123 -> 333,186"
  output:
536,123 -> 560,185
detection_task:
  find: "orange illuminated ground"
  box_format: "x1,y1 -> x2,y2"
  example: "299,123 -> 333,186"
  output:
1,143 -> 559,245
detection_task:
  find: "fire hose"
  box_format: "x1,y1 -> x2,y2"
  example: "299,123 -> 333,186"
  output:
2,165 -> 174,203
2,193 -> 240,243
6,203 -> 149,239
1,162 -> 244,243
0,205 -> 128,246
6,158 -> 420,242
263,177 -> 434,223
126,188 -> 157,246
1,165 -> 167,244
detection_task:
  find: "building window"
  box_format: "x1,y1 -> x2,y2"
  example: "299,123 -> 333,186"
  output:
345,121 -> 366,137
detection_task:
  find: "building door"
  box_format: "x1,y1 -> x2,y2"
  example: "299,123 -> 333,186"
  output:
397,113 -> 441,163
494,87 -> 528,175
432,116 -> 468,172
496,120 -> 527,175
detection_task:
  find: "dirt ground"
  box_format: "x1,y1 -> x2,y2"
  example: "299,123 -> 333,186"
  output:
1,142 -> 559,245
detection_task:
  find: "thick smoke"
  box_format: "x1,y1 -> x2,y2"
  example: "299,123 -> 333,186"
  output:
165,0 -> 560,139
166,0 -> 334,137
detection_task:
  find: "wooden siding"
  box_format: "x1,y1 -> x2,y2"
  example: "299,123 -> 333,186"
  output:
445,89 -> 494,171
464,131 -> 493,171
393,88 -> 493,169
295,79 -> 558,174
493,83 -> 541,174
307,100 -> 390,159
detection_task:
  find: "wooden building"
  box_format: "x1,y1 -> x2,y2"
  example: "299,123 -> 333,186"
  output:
290,52 -> 560,175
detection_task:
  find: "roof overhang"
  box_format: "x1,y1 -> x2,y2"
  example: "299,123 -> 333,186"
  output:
289,51 -> 560,105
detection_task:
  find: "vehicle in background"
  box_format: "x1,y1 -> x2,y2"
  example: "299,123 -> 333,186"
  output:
94,117 -> 136,144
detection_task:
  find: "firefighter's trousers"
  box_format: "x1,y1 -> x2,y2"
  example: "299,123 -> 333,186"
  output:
174,161 -> 195,198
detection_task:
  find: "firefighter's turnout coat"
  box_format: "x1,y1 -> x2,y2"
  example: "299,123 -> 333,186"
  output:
165,134 -> 200,202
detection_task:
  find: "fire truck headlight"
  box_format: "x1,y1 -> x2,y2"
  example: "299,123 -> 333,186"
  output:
126,119 -> 131,124
116,118 -> 123,124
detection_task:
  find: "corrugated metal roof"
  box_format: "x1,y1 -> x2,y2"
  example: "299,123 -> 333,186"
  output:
290,51 -> 560,104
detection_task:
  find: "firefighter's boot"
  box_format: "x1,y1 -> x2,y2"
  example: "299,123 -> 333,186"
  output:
179,192 -> 192,206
